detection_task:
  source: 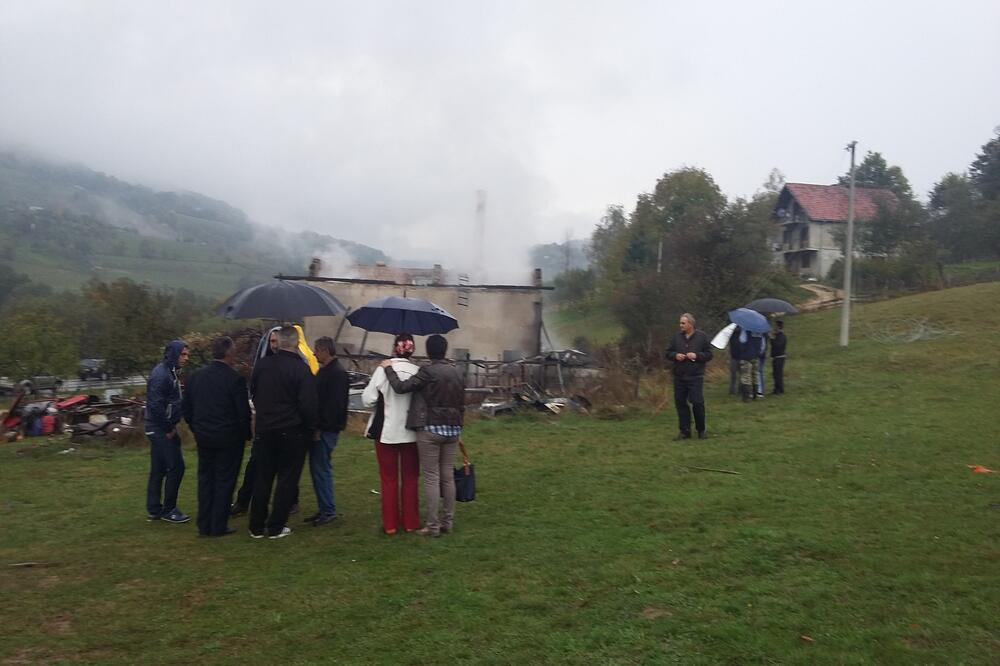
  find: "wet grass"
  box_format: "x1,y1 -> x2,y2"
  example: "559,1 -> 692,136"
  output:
1,283 -> 999,664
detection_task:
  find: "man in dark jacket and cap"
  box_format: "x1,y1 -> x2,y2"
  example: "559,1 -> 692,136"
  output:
145,339 -> 191,523
183,336 -> 252,537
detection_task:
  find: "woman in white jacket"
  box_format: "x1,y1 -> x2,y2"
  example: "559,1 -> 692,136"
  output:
362,334 -> 421,535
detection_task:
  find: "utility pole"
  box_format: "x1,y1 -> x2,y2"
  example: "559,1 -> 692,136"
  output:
839,141 -> 857,347
474,190 -> 486,282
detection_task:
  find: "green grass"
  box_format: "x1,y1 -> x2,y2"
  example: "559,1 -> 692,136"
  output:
548,303 -> 624,347
2,283 -> 1000,664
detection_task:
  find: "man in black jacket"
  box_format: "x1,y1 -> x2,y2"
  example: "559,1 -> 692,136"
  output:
306,336 -> 349,527
248,326 -> 318,539
381,334 -> 465,537
770,320 -> 787,395
183,336 -> 252,537
665,312 -> 713,440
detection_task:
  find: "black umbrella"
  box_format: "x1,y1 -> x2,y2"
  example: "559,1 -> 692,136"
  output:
346,296 -> 458,335
745,298 -> 798,315
217,280 -> 347,320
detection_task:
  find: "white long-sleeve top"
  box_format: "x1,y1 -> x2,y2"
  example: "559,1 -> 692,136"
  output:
362,358 -> 420,444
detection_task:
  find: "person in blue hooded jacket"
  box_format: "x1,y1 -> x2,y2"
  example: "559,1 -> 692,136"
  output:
145,339 -> 191,523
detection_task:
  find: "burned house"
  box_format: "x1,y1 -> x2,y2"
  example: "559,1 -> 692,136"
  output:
296,264 -> 549,369
772,183 -> 899,278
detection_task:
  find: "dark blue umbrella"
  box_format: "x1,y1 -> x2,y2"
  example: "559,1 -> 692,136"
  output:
745,298 -> 798,314
347,296 -> 459,335
728,307 -> 770,334
217,280 -> 347,320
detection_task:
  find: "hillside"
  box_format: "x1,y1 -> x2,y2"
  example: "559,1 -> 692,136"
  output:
0,150 -> 388,297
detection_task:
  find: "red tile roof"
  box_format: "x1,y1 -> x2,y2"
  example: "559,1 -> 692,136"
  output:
783,183 -> 898,222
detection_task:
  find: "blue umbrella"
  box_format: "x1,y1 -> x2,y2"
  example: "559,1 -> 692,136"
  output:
217,279 -> 347,321
347,296 -> 459,335
728,307 -> 770,334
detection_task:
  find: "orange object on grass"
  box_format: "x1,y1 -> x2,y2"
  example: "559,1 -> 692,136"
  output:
967,465 -> 995,474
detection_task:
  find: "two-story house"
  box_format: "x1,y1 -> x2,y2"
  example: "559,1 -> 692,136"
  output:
772,183 -> 898,278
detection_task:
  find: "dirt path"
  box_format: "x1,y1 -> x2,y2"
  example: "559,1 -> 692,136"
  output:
798,283 -> 841,311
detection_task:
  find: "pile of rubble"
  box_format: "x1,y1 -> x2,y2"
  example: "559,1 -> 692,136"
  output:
2,391 -> 145,444
479,383 -> 591,417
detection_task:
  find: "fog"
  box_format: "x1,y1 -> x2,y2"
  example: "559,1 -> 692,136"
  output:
2,1 -> 998,281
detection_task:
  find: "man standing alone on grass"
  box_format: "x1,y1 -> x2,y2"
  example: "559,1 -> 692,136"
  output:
770,320 -> 787,395
665,313 -> 713,440
183,336 -> 251,537
145,340 -> 191,523
381,334 -> 465,537
306,336 -> 349,527
248,326 -> 317,539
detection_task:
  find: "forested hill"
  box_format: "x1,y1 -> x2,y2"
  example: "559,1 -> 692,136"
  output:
0,149 -> 388,297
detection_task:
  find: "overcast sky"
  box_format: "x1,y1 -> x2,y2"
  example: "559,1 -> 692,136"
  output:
2,1 -> 998,279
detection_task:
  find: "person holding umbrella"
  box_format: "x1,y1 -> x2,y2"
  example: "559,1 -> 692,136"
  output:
381,334 -> 465,537
770,320 -> 787,395
362,334 -> 421,535
664,313 -> 714,440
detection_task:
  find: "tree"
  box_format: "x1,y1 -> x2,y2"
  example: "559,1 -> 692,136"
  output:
839,151 -> 914,201
857,200 -> 926,257
928,173 -> 986,261
970,126 -> 1000,201
0,264 -> 29,310
82,279 -> 182,377
0,308 -> 78,378
589,204 -> 628,282
552,268 -> 595,306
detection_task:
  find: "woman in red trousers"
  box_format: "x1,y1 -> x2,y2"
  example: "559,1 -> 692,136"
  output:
362,335 -> 421,534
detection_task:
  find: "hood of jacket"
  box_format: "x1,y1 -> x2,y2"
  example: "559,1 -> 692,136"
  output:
162,340 -> 188,370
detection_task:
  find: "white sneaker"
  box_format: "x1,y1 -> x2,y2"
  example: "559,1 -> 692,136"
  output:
268,527 -> 292,539
249,530 -> 265,539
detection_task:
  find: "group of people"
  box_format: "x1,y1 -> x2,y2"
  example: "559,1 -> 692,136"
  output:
728,319 -> 787,402
143,325 -> 466,540
665,312 -> 789,440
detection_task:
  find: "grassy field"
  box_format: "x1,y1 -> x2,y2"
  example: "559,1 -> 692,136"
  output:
2,283 -> 999,664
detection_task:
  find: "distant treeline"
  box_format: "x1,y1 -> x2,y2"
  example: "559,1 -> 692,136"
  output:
552,126 -> 1000,356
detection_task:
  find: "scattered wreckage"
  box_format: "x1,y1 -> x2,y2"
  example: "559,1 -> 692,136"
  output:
2,390 -> 144,444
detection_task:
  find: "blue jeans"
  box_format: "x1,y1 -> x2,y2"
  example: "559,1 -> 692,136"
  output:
309,432 -> 338,515
146,428 -> 185,516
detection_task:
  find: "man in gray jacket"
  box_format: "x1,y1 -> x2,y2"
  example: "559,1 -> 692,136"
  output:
381,334 -> 464,537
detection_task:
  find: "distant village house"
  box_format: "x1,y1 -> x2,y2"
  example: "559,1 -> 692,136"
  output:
772,183 -> 898,278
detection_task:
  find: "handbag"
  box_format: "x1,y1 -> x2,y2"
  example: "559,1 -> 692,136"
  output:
453,439 -> 476,502
365,394 -> 385,440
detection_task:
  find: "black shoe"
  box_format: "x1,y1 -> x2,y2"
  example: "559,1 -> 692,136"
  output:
229,503 -> 247,517
160,509 -> 191,524
303,512 -> 321,523
289,503 -> 300,516
312,513 -> 338,527
673,432 -> 691,441
698,431 -> 708,440
213,527 -> 238,537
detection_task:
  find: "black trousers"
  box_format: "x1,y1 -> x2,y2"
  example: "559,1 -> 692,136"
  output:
249,428 -> 309,535
235,437 -> 300,509
772,358 -> 785,394
673,376 -> 706,435
196,440 -> 245,536
234,437 -> 258,508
